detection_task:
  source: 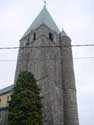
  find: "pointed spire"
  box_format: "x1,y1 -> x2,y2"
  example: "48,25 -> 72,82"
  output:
61,28 -> 67,37
22,7 -> 60,39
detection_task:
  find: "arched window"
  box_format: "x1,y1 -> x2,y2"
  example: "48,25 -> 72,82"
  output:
33,33 -> 36,40
49,32 -> 53,41
7,96 -> 11,102
26,36 -> 30,46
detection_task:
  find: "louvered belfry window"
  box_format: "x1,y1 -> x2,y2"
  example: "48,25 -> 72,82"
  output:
49,32 -> 53,41
33,33 -> 36,40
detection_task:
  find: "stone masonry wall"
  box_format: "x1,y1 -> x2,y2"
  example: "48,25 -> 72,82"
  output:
14,25 -> 79,125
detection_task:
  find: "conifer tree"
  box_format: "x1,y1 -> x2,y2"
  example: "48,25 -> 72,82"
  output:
8,71 -> 43,125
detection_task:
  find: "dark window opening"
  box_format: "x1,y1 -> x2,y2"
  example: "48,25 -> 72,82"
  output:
33,33 -> 36,40
27,36 -> 30,42
7,96 -> 10,103
49,33 -> 53,41
26,42 -> 29,46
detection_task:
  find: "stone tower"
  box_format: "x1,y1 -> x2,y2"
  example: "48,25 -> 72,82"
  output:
15,6 -> 79,125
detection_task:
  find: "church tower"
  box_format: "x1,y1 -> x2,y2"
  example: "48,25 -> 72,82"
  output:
15,6 -> 79,125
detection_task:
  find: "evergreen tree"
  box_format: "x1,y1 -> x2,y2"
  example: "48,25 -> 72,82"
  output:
8,71 -> 43,125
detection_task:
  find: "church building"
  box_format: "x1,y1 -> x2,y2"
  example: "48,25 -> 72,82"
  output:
0,5 -> 79,125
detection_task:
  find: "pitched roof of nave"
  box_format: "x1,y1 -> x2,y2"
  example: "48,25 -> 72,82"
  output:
0,85 -> 13,95
22,6 -> 60,39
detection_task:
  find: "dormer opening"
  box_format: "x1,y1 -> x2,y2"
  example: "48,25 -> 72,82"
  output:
49,32 -> 53,41
33,33 -> 36,40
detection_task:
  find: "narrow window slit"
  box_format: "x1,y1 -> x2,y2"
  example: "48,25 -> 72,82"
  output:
49,33 -> 53,41
33,33 -> 36,40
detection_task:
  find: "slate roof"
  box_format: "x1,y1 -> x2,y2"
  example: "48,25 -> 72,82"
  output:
22,6 -> 60,39
0,85 -> 14,95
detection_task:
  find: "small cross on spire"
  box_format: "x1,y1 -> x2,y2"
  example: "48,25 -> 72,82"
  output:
44,0 -> 47,7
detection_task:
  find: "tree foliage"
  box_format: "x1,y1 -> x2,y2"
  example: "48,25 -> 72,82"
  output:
8,71 -> 43,125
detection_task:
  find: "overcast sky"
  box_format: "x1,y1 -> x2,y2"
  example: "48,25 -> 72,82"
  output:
0,0 -> 94,125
